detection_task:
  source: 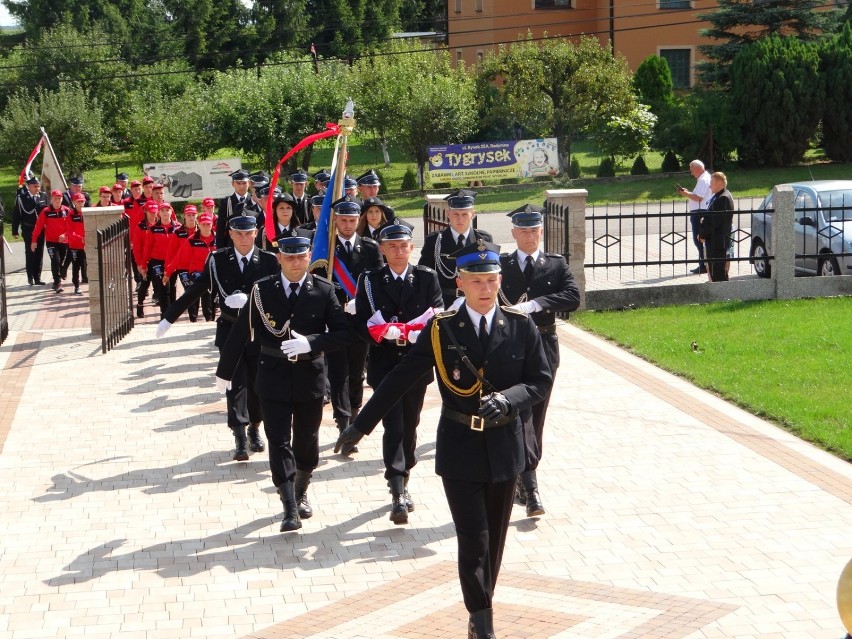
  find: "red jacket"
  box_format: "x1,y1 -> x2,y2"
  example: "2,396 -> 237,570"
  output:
140,221 -> 181,266
32,205 -> 70,243
66,209 -> 85,250
165,230 -> 216,278
132,218 -> 154,266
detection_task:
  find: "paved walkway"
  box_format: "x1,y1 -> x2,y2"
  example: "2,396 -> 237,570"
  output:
2,237 -> 851,639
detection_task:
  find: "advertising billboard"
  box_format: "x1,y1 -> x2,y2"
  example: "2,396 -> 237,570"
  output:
142,158 -> 243,201
427,138 -> 559,181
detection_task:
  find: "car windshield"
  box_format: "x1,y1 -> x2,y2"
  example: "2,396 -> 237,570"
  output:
818,190 -> 852,222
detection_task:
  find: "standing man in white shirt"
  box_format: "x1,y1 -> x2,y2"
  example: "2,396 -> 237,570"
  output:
677,159 -> 712,274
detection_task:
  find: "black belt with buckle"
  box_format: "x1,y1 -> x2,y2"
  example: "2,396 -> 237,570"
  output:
260,345 -> 320,362
441,407 -> 515,431
537,325 -> 556,335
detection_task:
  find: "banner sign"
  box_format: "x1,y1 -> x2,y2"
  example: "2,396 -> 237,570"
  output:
142,158 -> 242,201
427,138 -> 559,181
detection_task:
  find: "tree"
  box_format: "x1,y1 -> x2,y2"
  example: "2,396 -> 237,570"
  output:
697,0 -> 842,86
633,55 -> 674,113
593,104 -> 656,168
0,84 -> 106,174
481,35 -> 637,170
398,0 -> 446,33
392,55 -> 477,188
730,34 -> 822,166
819,22 -> 852,162
305,0 -> 401,59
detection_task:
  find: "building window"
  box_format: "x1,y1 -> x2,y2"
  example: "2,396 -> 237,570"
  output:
476,49 -> 484,64
475,0 -> 482,10
456,49 -> 463,64
455,0 -> 462,12
535,0 -> 573,8
659,0 -> 690,8
660,48 -> 691,89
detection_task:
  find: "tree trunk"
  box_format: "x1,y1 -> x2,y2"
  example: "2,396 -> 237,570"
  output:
380,137 -> 391,167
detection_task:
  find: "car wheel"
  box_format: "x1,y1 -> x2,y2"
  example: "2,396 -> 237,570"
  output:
750,240 -> 771,278
818,255 -> 840,276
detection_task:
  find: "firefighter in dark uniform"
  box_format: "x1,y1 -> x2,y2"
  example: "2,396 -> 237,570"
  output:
419,189 -> 493,307
356,168 -> 381,201
337,239 -> 552,639
11,176 -> 48,285
353,221 -> 443,524
62,176 -> 91,208
157,215 -> 279,460
216,169 -> 264,249
289,172 -> 312,225
215,235 -> 350,532
499,204 -> 580,518
323,197 -> 383,440
312,170 -> 330,197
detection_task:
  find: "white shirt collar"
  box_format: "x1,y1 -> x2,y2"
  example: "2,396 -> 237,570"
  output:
337,233 -> 356,244
389,265 -> 408,280
465,304 -> 497,334
235,247 -> 254,263
281,272 -> 307,290
451,229 -> 470,244
516,248 -> 541,265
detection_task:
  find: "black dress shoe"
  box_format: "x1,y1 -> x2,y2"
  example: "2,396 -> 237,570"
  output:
690,267 -> 708,274
34,280 -> 46,285
27,277 -> 33,285
525,490 -> 546,517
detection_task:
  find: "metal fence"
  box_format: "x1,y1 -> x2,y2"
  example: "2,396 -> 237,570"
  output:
543,199 -> 568,257
422,200 -> 479,239
96,217 -> 134,354
0,219 -> 8,346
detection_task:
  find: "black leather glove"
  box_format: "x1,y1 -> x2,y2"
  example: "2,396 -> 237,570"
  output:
477,393 -> 510,422
334,424 -> 365,455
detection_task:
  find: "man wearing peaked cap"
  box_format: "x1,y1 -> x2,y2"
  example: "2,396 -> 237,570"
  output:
499,203 -> 579,519
217,168 -> 264,250
344,176 -> 358,199
159,211 -> 280,464
63,176 -> 90,209
337,234 -> 551,638
312,170 -> 330,196
318,196 -> 383,447
348,218 -> 442,524
356,168 -> 381,200
290,172 -> 311,225
419,189 -> 493,306
12,174 -> 49,285
215,232 -> 350,532
116,172 -> 131,199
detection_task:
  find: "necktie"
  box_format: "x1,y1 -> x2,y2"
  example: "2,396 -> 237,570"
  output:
456,234 -> 466,251
289,282 -> 299,304
345,240 -> 352,254
524,255 -> 534,282
240,256 -> 248,272
478,315 -> 489,352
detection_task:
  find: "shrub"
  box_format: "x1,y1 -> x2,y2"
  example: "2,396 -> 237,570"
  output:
661,150 -> 680,172
569,157 -> 581,178
400,167 -> 419,191
596,157 -> 616,178
630,155 -> 649,175
374,168 -> 388,195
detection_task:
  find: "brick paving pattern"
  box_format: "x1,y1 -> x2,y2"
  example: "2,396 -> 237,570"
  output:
1,246 -> 851,638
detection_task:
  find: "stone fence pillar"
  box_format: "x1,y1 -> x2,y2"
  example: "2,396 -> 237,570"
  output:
83,205 -> 124,335
545,189 -> 588,309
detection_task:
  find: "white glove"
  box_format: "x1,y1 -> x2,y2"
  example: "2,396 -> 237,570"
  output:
344,299 -> 357,314
508,300 -> 542,314
448,296 -> 465,311
155,319 -> 172,338
224,292 -> 248,309
215,376 -> 231,394
408,329 -> 421,344
383,325 -> 402,341
367,309 -> 387,327
280,330 -> 311,357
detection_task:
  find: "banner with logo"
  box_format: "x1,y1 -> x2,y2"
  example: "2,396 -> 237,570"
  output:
427,138 -> 559,181
142,158 -> 243,201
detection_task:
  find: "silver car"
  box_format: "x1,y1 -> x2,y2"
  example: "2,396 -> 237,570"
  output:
750,180 -> 852,277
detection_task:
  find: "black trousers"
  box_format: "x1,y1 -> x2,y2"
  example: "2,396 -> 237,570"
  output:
706,240 -> 729,282
221,351 -> 262,430
68,249 -> 87,287
689,213 -> 706,270
21,225 -> 44,282
327,339 -> 368,421
260,397 -> 324,487
380,377 -> 429,480
442,477 -> 516,613
46,241 -> 67,285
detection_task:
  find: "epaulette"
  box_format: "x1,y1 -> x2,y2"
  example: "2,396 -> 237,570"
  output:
499,252 -> 512,259
311,273 -> 333,285
545,252 -> 566,260
361,236 -> 379,247
434,308 -> 458,320
212,247 -> 230,255
501,305 -> 527,316
255,273 -> 279,285
414,264 -> 436,275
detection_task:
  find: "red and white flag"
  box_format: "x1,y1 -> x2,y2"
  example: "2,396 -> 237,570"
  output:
18,135 -> 44,186
17,128 -> 66,191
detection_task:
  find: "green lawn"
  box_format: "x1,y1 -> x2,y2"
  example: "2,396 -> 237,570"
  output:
571,298 -> 852,460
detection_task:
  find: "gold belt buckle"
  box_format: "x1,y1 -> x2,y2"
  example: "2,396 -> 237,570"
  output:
470,415 -> 485,431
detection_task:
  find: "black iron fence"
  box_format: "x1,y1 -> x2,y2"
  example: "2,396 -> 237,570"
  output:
422,199 -> 479,239
0,219 -> 8,346
97,217 -> 134,354
543,199 -> 568,257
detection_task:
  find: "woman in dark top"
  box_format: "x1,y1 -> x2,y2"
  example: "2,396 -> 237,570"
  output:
699,172 -> 735,282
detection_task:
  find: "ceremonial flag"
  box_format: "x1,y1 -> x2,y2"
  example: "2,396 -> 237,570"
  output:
40,129 -> 67,192
18,136 -> 44,186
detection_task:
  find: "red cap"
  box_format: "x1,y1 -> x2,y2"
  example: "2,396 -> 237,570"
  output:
144,201 -> 159,213
72,192 -> 86,202
99,186 -> 111,194
142,176 -> 155,185
158,201 -> 172,210
112,183 -> 123,191
202,197 -> 215,207
183,205 -> 198,215
198,212 -> 214,224
50,189 -> 62,197
152,183 -> 164,190
130,180 -> 142,187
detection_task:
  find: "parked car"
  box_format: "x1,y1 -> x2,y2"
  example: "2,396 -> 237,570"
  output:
750,180 -> 852,277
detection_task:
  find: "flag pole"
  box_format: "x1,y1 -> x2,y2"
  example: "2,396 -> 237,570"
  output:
326,99 -> 356,284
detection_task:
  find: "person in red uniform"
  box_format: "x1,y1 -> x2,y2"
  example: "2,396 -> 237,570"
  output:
66,192 -> 87,295
133,200 -> 160,317
109,183 -> 125,206
31,189 -> 71,293
95,186 -> 112,207
164,204 -> 199,321
139,201 -> 181,318
164,209 -> 217,322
